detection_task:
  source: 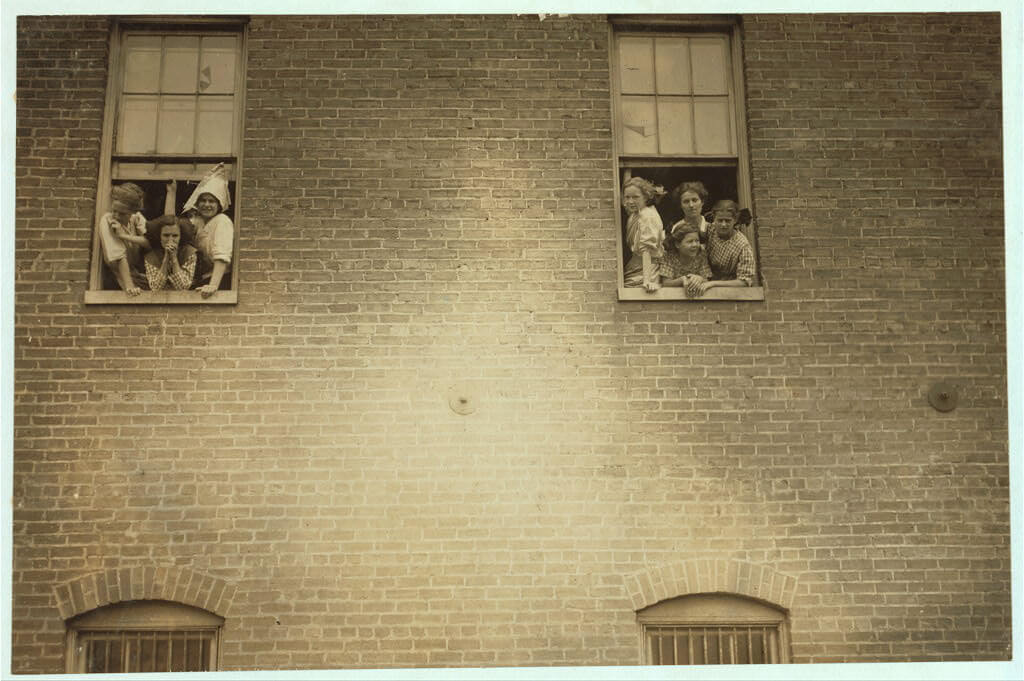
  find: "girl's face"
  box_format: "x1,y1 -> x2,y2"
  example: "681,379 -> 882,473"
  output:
161,223 -> 181,250
196,193 -> 221,219
713,212 -> 737,239
680,190 -> 703,219
678,231 -> 700,259
111,207 -> 132,225
622,186 -> 645,214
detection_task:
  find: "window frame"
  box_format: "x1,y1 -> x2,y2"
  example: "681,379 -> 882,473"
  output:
85,15 -> 248,305
637,593 -> 791,665
609,15 -> 763,302
65,600 -> 223,673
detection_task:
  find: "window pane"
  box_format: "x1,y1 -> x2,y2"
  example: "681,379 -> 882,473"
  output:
157,96 -> 197,153
199,36 -> 237,94
118,95 -> 158,153
751,629 -> 765,663
161,36 -> 200,94
694,98 -> 733,155
155,636 -> 170,672
691,37 -> 729,95
657,99 -> 693,154
706,629 -> 720,664
171,632 -> 185,672
619,37 -> 654,94
655,37 -> 690,95
621,96 -> 658,154
123,36 -> 161,93
197,96 -> 235,154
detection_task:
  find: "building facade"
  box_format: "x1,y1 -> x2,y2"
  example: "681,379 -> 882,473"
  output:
12,13 -> 1010,673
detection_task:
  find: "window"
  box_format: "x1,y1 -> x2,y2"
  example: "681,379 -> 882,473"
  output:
638,594 -> 790,665
66,600 -> 222,673
86,17 -> 247,304
611,17 -> 762,301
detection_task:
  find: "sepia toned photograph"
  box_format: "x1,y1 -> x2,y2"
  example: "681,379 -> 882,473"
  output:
4,1 -> 1020,678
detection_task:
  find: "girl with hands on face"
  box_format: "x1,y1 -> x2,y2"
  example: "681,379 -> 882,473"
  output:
97,182 -> 149,296
143,216 -> 198,291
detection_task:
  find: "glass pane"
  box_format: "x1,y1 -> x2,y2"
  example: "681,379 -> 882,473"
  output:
196,96 -> 235,154
199,36 -> 237,94
157,96 -> 197,153
155,637 -> 170,672
620,96 -> 658,154
186,633 -> 202,671
171,633 -> 185,672
123,36 -> 161,93
691,37 -> 729,94
750,630 -> 765,664
655,37 -> 690,95
118,95 -> 158,153
694,98 -> 733,155
139,634 -> 156,673
735,629 -> 749,664
706,629 -> 720,664
161,36 -> 200,94
657,99 -> 693,154
619,37 -> 654,94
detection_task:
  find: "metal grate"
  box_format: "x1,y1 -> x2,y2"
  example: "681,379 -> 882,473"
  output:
646,625 -> 781,665
80,629 -> 216,673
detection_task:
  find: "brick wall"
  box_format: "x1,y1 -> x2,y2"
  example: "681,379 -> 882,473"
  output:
13,13 -> 1009,672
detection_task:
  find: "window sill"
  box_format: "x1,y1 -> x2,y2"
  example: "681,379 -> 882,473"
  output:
84,290 -> 238,305
618,286 -> 764,302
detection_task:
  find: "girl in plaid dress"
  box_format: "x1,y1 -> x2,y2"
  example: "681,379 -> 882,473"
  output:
142,216 -> 198,291
700,200 -> 757,295
661,223 -> 712,298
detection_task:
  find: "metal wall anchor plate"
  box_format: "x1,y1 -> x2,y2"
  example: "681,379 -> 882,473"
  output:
927,382 -> 958,412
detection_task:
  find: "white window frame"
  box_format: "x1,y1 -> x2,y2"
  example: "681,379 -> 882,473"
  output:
85,16 -> 248,305
65,600 -> 223,673
638,593 -> 791,665
610,16 -> 763,302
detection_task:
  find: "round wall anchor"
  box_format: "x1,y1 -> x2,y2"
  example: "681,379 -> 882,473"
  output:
927,382 -> 958,412
449,393 -> 475,415
446,383 -> 478,415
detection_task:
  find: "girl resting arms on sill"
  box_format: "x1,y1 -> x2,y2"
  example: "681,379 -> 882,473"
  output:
622,176 -> 666,292
660,223 -> 712,298
97,182 -> 149,296
699,199 -> 757,296
143,216 -> 198,291
182,163 -> 234,298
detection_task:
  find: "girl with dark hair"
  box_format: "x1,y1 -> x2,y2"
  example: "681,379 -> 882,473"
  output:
668,181 -> 710,245
143,216 -> 198,291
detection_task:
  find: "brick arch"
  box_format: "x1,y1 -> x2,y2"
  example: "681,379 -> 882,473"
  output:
54,566 -> 236,620
624,559 -> 799,612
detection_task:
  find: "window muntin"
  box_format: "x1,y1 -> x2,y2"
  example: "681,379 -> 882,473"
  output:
87,19 -> 246,304
638,594 -> 790,665
612,21 -> 761,301
66,600 -> 222,673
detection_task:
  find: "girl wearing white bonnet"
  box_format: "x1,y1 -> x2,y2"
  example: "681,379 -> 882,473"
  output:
97,181 -> 148,296
183,162 -> 234,298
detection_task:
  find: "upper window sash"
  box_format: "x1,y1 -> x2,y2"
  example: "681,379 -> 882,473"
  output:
615,32 -> 738,159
